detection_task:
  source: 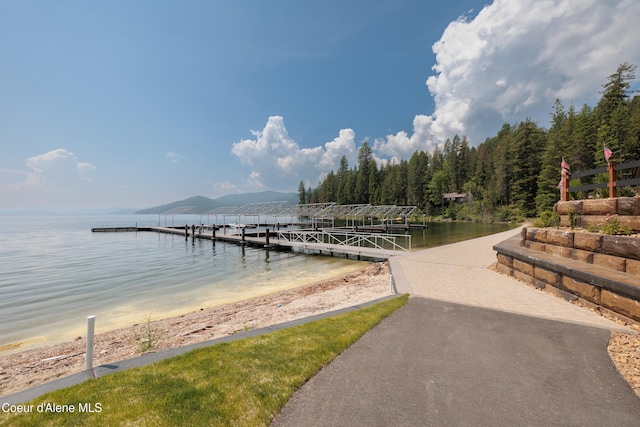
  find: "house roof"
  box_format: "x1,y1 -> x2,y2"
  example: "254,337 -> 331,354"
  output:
442,193 -> 467,199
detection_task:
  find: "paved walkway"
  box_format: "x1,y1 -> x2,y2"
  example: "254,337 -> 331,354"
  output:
273,227 -> 640,426
390,226 -> 630,331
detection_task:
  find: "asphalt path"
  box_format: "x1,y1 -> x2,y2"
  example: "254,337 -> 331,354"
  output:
272,297 -> 640,426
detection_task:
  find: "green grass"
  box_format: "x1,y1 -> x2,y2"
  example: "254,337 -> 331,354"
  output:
1,294 -> 408,427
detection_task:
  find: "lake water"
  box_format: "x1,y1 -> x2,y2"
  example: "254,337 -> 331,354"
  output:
0,215 -> 513,355
407,221 -> 516,249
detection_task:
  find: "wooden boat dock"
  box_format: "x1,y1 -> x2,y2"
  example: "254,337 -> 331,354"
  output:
92,225 -> 411,260
92,202 -> 425,259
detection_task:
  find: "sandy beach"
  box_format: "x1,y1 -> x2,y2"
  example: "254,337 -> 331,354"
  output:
0,262 -> 391,398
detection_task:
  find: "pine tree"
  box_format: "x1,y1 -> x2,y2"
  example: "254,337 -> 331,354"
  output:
297,180 -> 306,204
336,155 -> 350,204
368,160 -> 380,204
572,104 -> 598,172
320,170 -> 337,202
398,159 -> 409,205
407,152 -> 423,206
491,124 -> 513,209
428,169 -> 449,215
536,100 -> 569,212
595,63 -> 637,163
510,120 -> 545,217
355,142 -> 373,203
457,137 -> 470,192
628,95 -> 640,161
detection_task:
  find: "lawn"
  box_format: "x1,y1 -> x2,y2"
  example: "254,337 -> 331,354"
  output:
1,294 -> 408,427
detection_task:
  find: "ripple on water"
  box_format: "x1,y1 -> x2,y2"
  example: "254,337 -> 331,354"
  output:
0,215 -> 363,354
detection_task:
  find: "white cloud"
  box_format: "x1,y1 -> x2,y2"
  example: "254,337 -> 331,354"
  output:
165,151 -> 182,163
0,149 -> 96,209
375,0 -> 640,154
211,180 -> 240,197
373,114 -> 441,161
25,149 -> 96,185
231,116 -> 356,190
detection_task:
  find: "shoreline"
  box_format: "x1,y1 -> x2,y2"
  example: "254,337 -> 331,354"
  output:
0,259 -> 364,357
1,262 -> 391,398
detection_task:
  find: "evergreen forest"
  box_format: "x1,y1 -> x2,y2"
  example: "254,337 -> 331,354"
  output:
299,63 -> 640,221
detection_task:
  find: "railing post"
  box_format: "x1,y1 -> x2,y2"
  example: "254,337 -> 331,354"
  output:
561,170 -> 569,202
608,161 -> 617,198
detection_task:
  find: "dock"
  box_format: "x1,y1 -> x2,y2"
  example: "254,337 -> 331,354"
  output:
92,225 -> 411,260
91,202 -> 426,259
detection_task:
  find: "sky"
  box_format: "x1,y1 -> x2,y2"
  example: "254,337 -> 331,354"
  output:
2,0 -> 640,211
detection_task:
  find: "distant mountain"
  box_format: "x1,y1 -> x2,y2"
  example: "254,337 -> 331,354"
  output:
135,196 -> 223,215
108,207 -> 140,215
135,192 -> 298,215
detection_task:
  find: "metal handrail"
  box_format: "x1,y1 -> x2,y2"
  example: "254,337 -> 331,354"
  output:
276,229 -> 411,255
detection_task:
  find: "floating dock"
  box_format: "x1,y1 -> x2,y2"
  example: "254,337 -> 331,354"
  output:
92,225 -> 411,260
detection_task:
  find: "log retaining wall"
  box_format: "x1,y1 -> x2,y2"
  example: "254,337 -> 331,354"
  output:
494,197 -> 640,323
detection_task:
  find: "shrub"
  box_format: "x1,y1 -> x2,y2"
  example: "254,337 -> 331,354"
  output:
599,215 -> 632,235
135,312 -> 164,353
586,224 -> 600,233
533,210 -> 560,228
567,208 -> 580,229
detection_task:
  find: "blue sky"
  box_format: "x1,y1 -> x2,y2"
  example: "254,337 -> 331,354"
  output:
2,0 -> 639,210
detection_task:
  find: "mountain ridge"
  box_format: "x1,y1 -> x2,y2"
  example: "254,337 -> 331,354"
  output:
135,191 -> 298,214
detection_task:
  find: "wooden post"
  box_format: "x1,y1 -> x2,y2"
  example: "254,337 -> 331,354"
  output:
561,170 -> 569,202
265,228 -> 270,247
608,161 -> 617,198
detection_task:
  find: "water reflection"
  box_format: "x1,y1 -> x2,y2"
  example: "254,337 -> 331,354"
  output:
409,222 -> 516,249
